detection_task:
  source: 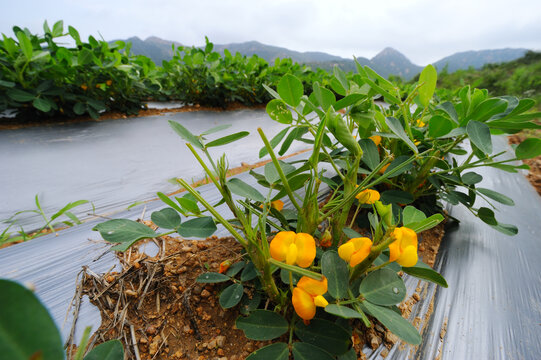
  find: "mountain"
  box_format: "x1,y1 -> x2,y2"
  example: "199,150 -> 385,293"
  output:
369,47 -> 422,79
434,48 -> 528,73
113,36 -> 182,65
113,36 -> 530,80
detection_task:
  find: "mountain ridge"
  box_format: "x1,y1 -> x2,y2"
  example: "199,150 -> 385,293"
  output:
110,36 -> 529,80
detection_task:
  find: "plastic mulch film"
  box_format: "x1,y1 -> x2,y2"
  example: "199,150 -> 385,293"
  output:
1,136 -> 540,358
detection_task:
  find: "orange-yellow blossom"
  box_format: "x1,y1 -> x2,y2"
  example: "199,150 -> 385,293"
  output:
292,276 -> 328,321
259,200 -> 284,211
270,231 -> 316,268
338,237 -> 373,267
369,135 -> 382,146
379,163 -> 390,174
389,227 -> 418,267
355,188 -> 380,204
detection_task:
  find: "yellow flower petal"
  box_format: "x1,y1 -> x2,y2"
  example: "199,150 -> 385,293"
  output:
400,227 -> 418,248
292,287 -> 316,321
270,231 -> 295,262
297,276 -> 328,297
286,243 -> 298,265
389,240 -> 400,262
338,242 -> 355,263
314,295 -> 329,308
294,233 -> 316,268
369,135 -> 382,146
271,200 -> 284,211
349,238 -> 372,267
397,245 -> 418,267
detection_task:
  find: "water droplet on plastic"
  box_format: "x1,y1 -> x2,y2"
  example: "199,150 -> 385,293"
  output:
107,231 -> 114,235
392,287 -> 399,294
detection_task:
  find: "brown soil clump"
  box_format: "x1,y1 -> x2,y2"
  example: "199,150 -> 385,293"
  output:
509,134 -> 541,196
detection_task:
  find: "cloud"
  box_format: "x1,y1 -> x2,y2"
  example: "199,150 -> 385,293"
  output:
1,0 -> 539,64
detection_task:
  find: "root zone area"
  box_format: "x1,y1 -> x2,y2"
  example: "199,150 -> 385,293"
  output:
82,235 -> 270,360
81,223 -> 445,360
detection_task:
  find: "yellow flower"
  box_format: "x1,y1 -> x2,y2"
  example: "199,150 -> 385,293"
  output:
271,200 -> 284,211
106,79 -> 113,86
369,135 -> 382,146
81,84 -> 88,91
379,163 -> 390,175
356,188 -> 380,204
416,119 -> 426,127
338,237 -> 373,267
270,231 -> 316,268
292,276 -> 328,321
389,227 -> 418,267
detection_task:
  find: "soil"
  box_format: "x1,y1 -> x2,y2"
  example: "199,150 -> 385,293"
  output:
509,134 -> 541,196
0,102 -> 265,131
79,224 -> 446,360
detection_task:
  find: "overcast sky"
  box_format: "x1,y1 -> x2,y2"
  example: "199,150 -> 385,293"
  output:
2,0 -> 540,65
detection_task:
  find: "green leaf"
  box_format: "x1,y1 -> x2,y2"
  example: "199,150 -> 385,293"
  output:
178,216 -> 217,238
16,31 -> 33,60
292,342 -> 334,360
359,268 -> 407,306
428,115 -> 454,138
477,188 -> 515,206
157,192 -> 185,214
462,172 -> 483,185
334,93 -> 365,110
196,272 -> 230,283
360,301 -> 421,345
381,190 -> 414,205
84,340 -> 124,360
201,124 -> 232,136
32,97 -> 52,112
468,98 -> 508,122
50,199 -> 89,221
321,251 -> 349,299
384,155 -> 413,177
277,74 -> 304,107
515,138 -> 541,160
362,78 -> 400,105
295,319 -> 351,355
259,127 -> 289,158
325,304 -> 366,319
246,342 -> 289,360
93,219 -> 156,248
337,348 -> 357,360
151,208 -> 181,229
402,206 -> 426,227
206,131 -> 249,147
0,279 -> 64,360
236,310 -> 289,340
176,196 -> 200,214
407,214 -> 444,233
77,48 -> 95,65
264,160 -> 296,184
241,262 -> 259,282
168,120 -> 203,149
313,82 -> 336,111
359,139 -> 379,170
478,207 -> 498,225
7,88 -> 34,102
342,227 -> 363,239
227,178 -> 266,202
467,120 -> 492,154
386,117 -> 418,153
418,64 -> 437,107
68,25 -> 81,45
51,20 -> 63,37
219,283 -> 244,309
402,261 -> 448,288
267,99 -> 293,124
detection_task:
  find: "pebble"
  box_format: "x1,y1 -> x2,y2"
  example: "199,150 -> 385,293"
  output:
149,335 -> 161,355
413,293 -> 421,301
385,331 -> 399,345
125,289 -> 138,297
146,325 -> 157,335
201,289 -> 211,298
178,266 -> 188,273
193,285 -> 203,295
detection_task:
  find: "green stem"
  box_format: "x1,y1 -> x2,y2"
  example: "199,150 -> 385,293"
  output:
73,326 -> 92,360
268,258 -> 323,280
348,289 -> 370,327
257,128 -> 302,213
366,260 -> 391,273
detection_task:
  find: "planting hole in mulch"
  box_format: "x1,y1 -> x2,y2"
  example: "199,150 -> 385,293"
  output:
78,221 -> 446,360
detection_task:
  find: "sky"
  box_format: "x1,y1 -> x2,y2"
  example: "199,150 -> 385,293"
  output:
1,0 -> 540,65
